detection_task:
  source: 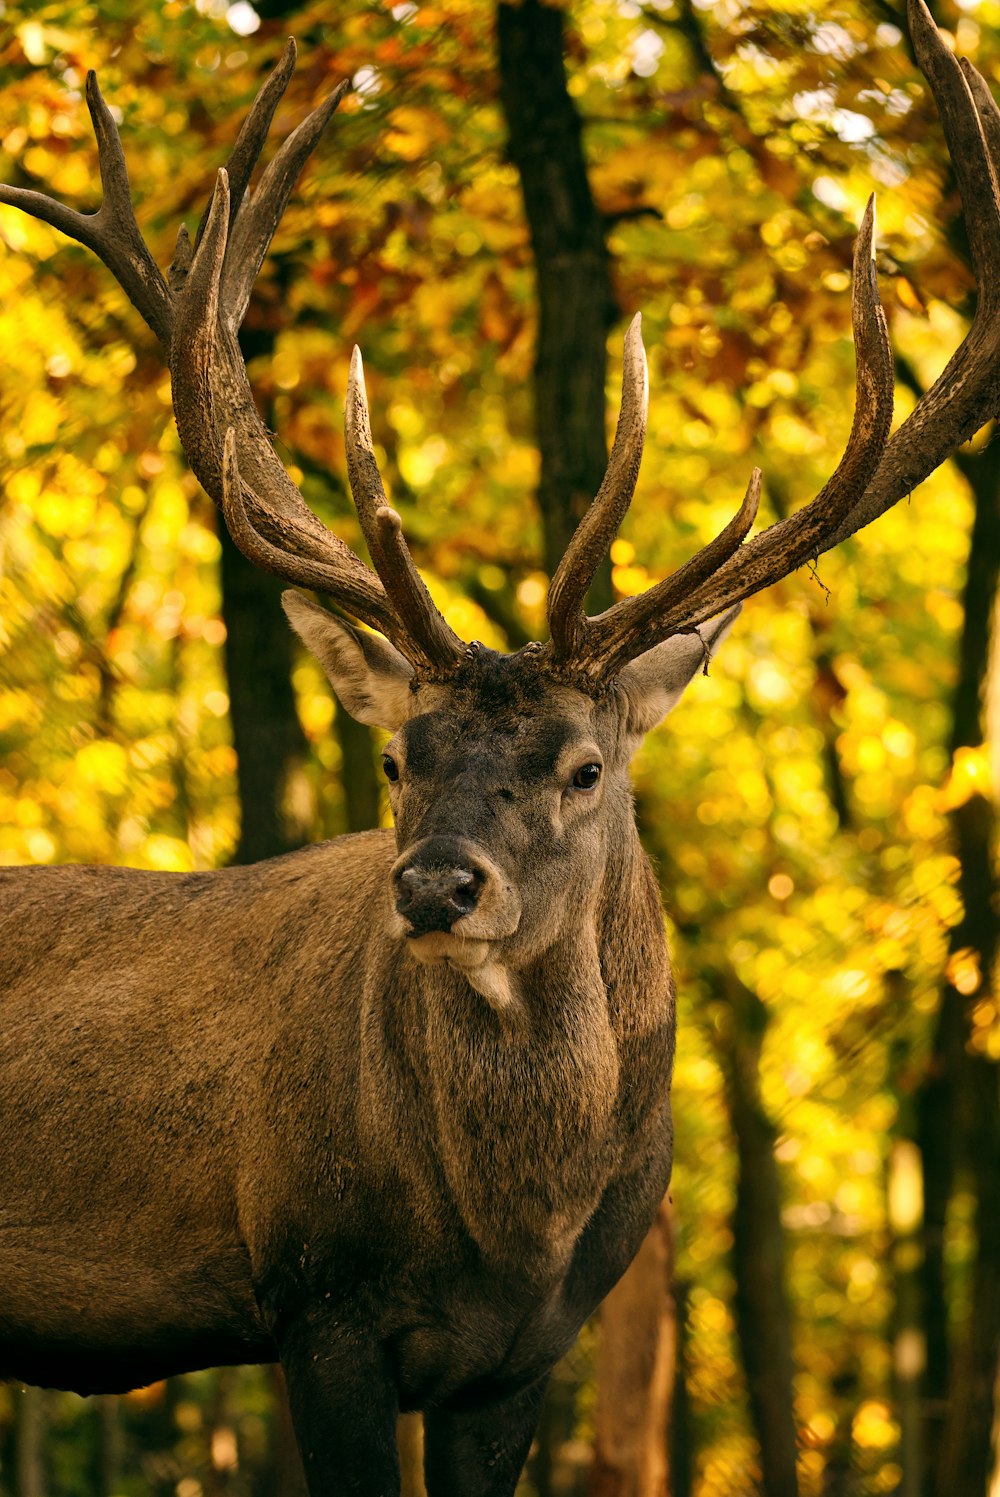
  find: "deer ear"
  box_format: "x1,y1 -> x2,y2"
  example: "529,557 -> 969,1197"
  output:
282,592 -> 414,731
618,604 -> 740,738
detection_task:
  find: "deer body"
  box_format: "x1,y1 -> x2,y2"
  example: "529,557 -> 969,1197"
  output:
1,651 -> 681,1490
3,1 -> 999,1488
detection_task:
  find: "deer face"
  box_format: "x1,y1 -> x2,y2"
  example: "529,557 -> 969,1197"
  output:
284,593 -> 737,1005
382,653 -> 620,967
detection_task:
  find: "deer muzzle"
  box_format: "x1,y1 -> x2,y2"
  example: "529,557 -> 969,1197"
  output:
396,864 -> 480,934
390,836 -> 520,948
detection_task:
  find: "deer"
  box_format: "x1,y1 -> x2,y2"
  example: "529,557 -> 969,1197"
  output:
0,2 -> 997,1492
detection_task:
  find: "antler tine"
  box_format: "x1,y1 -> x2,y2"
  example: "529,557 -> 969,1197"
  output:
576,468 -> 762,675
374,508 -> 467,673
546,314 -> 649,661
569,197 -> 892,680
345,348 -> 465,671
345,345 -> 393,559
910,0 -> 1000,314
223,76 -> 351,330
220,428 -> 402,638
192,36 -> 298,253
0,71 -> 172,346
963,59 -> 1000,175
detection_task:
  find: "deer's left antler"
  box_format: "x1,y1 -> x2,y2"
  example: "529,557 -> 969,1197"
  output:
544,0 -> 1000,685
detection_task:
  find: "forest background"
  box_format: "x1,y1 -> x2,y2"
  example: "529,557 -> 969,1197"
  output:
0,0 -> 998,1494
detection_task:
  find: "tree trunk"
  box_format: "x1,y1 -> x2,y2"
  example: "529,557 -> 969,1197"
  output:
916,440 -> 1000,1497
713,971 -> 800,1497
590,1196 -> 678,1497
334,704 -> 382,835
15,1387 -> 45,1497
96,1395 -> 123,1497
496,0 -> 616,611
219,522 -> 315,862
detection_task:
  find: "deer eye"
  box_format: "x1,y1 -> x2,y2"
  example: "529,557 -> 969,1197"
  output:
382,754 -> 400,783
572,762 -> 602,791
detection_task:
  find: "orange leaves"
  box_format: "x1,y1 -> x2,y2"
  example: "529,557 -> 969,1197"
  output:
383,103 -> 449,162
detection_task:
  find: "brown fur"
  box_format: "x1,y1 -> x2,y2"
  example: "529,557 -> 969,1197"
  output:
0,629 -> 734,1492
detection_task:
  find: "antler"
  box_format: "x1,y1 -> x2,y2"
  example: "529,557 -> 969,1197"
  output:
545,0 -> 1000,686
0,42 -> 463,677
5,3 -> 995,690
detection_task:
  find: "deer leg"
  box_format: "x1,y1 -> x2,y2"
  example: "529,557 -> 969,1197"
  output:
278,1314 -> 400,1496
422,1374 -> 549,1497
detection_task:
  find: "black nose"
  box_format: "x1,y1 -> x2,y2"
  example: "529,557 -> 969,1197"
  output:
395,862 -> 482,935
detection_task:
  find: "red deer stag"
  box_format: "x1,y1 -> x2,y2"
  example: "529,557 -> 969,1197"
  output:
0,3 -> 997,1492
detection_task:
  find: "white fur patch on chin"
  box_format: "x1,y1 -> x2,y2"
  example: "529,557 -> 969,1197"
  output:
405,933 -> 520,1017
458,959 -> 520,1016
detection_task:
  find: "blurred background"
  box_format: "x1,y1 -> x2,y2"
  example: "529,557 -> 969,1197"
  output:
0,0 -> 998,1493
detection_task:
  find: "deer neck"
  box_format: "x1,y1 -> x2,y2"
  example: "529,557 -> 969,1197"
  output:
375,824 -> 671,1271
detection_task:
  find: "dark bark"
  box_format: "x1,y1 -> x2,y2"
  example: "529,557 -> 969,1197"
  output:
333,704 -> 382,835
96,1395 -> 123,1497
821,1369 -> 858,1497
712,972 -> 800,1497
219,522 -> 314,863
915,438 -> 1000,1497
670,1282 -> 693,1497
497,0 -> 616,611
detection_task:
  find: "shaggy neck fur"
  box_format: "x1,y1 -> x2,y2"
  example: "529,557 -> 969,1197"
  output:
359,818 -> 671,1276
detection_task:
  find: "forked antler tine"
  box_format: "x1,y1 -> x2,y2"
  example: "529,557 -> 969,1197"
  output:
0,72 -> 172,346
224,78 -> 351,329
909,0 -> 1000,315
184,187 -> 458,668
345,347 -> 391,559
183,169 -> 229,375
581,469 -> 761,675
193,37 -> 298,253
570,199 -> 891,676
221,429 -> 398,634
374,507 -> 466,671
345,348 -> 465,670
962,59 -> 1000,174
546,314 -> 648,661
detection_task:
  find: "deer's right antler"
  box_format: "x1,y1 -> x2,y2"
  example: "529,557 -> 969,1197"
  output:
0,43 -> 464,677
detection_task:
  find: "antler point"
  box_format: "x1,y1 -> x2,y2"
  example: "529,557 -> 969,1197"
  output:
348,345 -> 367,402
376,506 -> 402,534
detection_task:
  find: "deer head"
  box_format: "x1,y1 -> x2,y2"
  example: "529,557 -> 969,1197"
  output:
2,0 -> 999,1006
